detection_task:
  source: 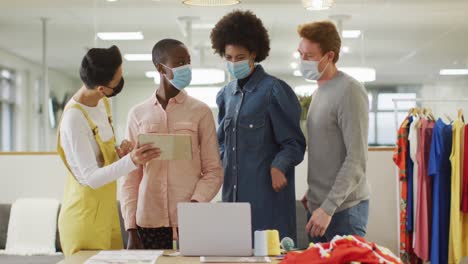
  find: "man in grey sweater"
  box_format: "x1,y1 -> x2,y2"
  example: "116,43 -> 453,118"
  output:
297,21 -> 370,242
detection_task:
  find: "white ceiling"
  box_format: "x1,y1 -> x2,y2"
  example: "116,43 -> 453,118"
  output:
0,0 -> 467,85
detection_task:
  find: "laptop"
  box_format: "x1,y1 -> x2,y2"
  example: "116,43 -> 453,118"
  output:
177,202 -> 252,256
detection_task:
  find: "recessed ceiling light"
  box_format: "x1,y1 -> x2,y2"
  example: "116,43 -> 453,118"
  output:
1,70 -> 12,79
290,62 -> 299,69
302,0 -> 334,10
124,54 -> 152,61
182,0 -> 240,6
341,46 -> 350,53
293,52 -> 300,59
97,32 -> 144,40
106,0 -> 118,2
339,67 -> 376,82
342,30 -> 361,39
439,69 -> 468,76
192,23 -> 215,29
145,71 -> 158,79
293,70 -> 302,77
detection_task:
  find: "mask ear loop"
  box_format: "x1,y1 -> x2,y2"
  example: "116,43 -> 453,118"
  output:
319,53 -> 331,75
159,63 -> 174,81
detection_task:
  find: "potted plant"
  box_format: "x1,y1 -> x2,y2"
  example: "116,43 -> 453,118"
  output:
297,94 -> 312,138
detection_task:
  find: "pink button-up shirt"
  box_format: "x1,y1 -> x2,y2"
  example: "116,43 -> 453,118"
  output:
120,90 -> 223,230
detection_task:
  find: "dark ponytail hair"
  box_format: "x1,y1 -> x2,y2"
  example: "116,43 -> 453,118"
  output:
79,45 -> 122,89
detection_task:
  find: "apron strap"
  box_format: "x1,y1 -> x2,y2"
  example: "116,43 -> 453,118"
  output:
102,97 -> 115,134
56,102 -> 103,177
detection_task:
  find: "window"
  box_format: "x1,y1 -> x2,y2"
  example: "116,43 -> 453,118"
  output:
367,86 -> 419,146
0,68 -> 16,151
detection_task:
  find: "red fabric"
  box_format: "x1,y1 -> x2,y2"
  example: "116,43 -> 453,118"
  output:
462,125 -> 468,213
280,236 -> 401,264
393,120 -> 416,263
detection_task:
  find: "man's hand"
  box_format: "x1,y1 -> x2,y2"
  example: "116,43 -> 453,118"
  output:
301,193 -> 308,211
271,167 -> 287,192
172,226 -> 178,241
127,229 -> 144,249
305,208 -> 332,238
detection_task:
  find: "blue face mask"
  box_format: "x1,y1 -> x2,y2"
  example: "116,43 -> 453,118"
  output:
226,60 -> 252,79
162,64 -> 192,90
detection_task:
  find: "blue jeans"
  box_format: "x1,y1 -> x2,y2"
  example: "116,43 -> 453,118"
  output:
307,200 -> 369,243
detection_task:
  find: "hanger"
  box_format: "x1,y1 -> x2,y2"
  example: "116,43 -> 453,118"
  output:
401,108 -> 413,128
458,109 -> 465,123
445,113 -> 453,123
407,108 -> 414,116
416,109 -> 426,128
402,119 -> 409,128
426,108 -> 436,121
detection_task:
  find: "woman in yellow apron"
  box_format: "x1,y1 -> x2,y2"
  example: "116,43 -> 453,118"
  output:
57,46 -> 160,256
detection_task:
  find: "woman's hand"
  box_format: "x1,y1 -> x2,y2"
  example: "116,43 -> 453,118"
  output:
116,139 -> 134,158
130,144 -> 161,165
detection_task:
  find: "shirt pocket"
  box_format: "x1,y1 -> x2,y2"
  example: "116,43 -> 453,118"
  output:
238,116 -> 265,149
138,123 -> 160,134
173,122 -> 199,153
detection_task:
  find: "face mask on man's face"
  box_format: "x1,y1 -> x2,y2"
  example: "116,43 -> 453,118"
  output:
161,64 -> 192,90
299,54 -> 329,81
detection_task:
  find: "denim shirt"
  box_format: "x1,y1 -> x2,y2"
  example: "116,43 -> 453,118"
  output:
216,65 -> 306,241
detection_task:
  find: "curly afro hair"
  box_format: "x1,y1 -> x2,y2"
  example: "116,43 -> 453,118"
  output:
210,10 -> 270,62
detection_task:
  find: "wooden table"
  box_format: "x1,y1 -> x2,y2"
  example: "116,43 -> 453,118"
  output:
57,251 -> 281,264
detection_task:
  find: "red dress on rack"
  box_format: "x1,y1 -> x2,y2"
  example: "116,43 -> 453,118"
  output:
393,118 -> 417,263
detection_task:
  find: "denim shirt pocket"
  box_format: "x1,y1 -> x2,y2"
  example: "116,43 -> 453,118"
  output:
238,115 -> 265,149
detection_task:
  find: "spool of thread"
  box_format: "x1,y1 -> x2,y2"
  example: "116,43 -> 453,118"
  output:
267,230 -> 281,256
254,230 -> 268,256
280,237 -> 295,252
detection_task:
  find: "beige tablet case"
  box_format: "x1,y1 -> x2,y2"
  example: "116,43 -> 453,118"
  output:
138,133 -> 192,160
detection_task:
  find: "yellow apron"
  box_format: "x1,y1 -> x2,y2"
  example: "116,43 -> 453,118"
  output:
57,97 -> 123,256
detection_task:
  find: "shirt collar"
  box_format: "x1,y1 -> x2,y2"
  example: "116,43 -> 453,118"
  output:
153,89 -> 187,105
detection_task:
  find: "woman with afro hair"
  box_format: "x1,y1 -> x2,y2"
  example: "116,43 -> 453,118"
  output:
211,10 -> 306,243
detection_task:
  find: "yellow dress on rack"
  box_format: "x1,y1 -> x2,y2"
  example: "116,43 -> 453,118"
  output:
448,118 -> 468,264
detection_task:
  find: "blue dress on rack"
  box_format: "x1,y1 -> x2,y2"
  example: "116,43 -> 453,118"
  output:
428,118 -> 452,264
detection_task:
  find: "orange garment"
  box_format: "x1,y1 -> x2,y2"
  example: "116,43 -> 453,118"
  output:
281,235 -> 401,264
393,119 -> 414,263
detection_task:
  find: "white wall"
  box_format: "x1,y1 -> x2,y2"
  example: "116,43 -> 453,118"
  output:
0,149 -> 399,253
111,78 -> 156,142
0,47 -> 79,151
419,78 -> 468,118
0,154 -> 67,202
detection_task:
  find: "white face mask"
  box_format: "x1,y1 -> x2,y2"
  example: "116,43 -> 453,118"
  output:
299,55 -> 329,81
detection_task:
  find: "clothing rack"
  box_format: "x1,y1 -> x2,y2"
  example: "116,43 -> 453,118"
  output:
392,98 -> 468,132
391,98 -> 468,257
